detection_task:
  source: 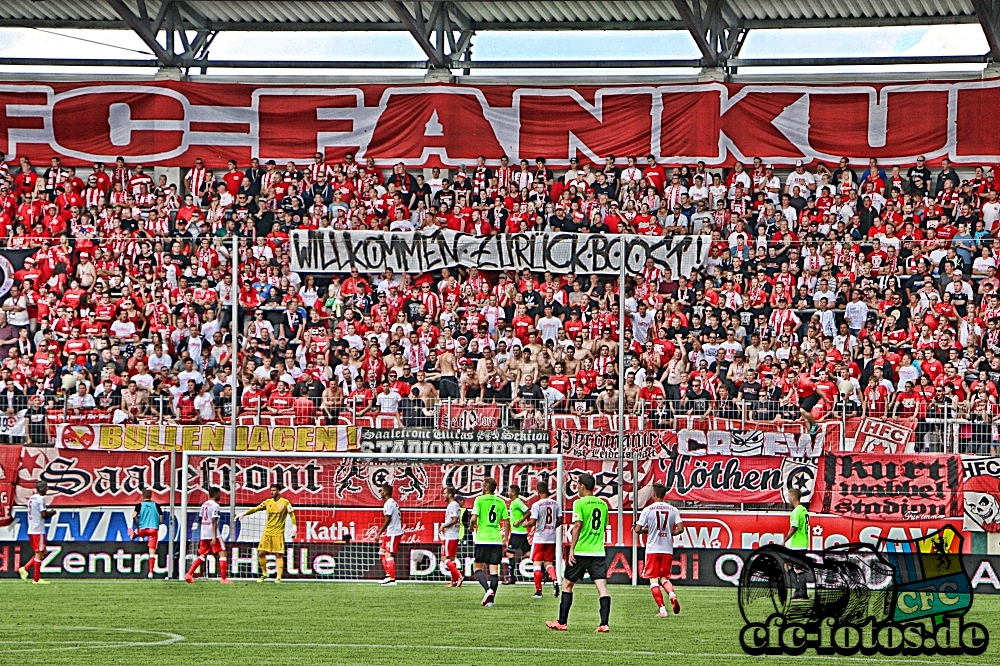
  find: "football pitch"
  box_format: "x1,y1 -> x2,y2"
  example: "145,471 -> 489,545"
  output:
0,581 -> 998,666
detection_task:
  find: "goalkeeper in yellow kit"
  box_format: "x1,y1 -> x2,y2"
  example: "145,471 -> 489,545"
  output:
237,483 -> 297,583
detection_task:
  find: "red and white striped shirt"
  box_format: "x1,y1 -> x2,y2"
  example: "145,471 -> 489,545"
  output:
308,162 -> 335,183
417,291 -> 440,318
641,265 -> 663,286
145,215 -> 171,237
113,166 -> 131,189
768,308 -> 800,333
663,184 -> 686,210
186,167 -> 209,196
83,187 -> 104,208
496,166 -> 513,192
261,170 -> 281,195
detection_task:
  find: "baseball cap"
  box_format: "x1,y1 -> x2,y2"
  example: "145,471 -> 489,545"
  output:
795,160 -> 803,167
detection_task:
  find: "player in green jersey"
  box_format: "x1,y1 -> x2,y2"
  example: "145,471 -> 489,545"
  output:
471,477 -> 509,607
547,473 -> 611,633
504,484 -> 530,585
783,488 -> 810,599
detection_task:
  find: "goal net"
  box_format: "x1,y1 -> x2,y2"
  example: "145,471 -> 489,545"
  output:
178,451 -> 565,582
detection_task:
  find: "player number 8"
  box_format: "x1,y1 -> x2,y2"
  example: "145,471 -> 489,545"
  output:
591,508 -> 602,530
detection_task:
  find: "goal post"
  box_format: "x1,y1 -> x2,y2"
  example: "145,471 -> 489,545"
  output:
178,450 -> 565,582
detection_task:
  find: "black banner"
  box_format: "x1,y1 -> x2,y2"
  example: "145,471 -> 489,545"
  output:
0,541 -> 170,578
358,427 -> 550,455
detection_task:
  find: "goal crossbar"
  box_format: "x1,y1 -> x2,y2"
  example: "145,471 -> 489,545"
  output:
179,450 -> 565,581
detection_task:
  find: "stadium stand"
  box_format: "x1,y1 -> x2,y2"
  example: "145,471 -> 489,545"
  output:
0,149 -> 996,454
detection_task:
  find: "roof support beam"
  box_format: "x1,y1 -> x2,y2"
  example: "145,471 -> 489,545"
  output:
972,0 -> 1000,61
671,0 -> 746,70
384,1 -> 475,70
106,0 -> 216,70
106,0 -> 177,66
386,1 -> 448,68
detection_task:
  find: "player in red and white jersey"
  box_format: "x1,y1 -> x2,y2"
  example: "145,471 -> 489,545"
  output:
18,480 -> 55,584
441,486 -> 464,588
524,480 -> 561,599
377,484 -> 404,586
634,482 -> 684,616
185,486 -> 232,584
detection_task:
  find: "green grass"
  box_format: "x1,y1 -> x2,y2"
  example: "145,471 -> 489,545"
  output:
0,580 -> 998,666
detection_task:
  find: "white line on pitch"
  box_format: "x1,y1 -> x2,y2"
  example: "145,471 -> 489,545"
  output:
0,627 -> 185,654
185,642 -> 658,656
179,643 -> 996,665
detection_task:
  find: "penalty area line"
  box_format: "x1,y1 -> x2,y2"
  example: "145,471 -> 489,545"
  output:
182,643 -> 996,664
186,642 -> 658,656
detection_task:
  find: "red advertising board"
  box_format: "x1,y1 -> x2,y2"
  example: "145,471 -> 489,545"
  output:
813,453 -> 963,519
0,445 -> 20,527
2,79 -> 1000,168
674,511 -> 968,553
278,507 -> 969,553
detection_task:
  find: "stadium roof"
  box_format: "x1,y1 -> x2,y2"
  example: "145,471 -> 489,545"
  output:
0,0 -> 995,73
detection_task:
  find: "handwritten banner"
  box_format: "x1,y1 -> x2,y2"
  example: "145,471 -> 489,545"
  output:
290,229 -> 708,276
550,429 -> 668,460
436,403 -> 501,430
814,453 -> 962,519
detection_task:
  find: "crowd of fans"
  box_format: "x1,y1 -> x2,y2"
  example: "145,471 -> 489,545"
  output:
0,147 -> 999,450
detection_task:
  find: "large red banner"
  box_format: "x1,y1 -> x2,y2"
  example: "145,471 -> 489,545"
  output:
650,454 -> 813,504
0,445 -> 21,527
13,447 -> 641,510
2,79 -> 1000,168
813,453 -> 963,519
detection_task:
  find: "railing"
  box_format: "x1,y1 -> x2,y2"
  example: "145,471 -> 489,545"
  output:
12,391 -> 1000,457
